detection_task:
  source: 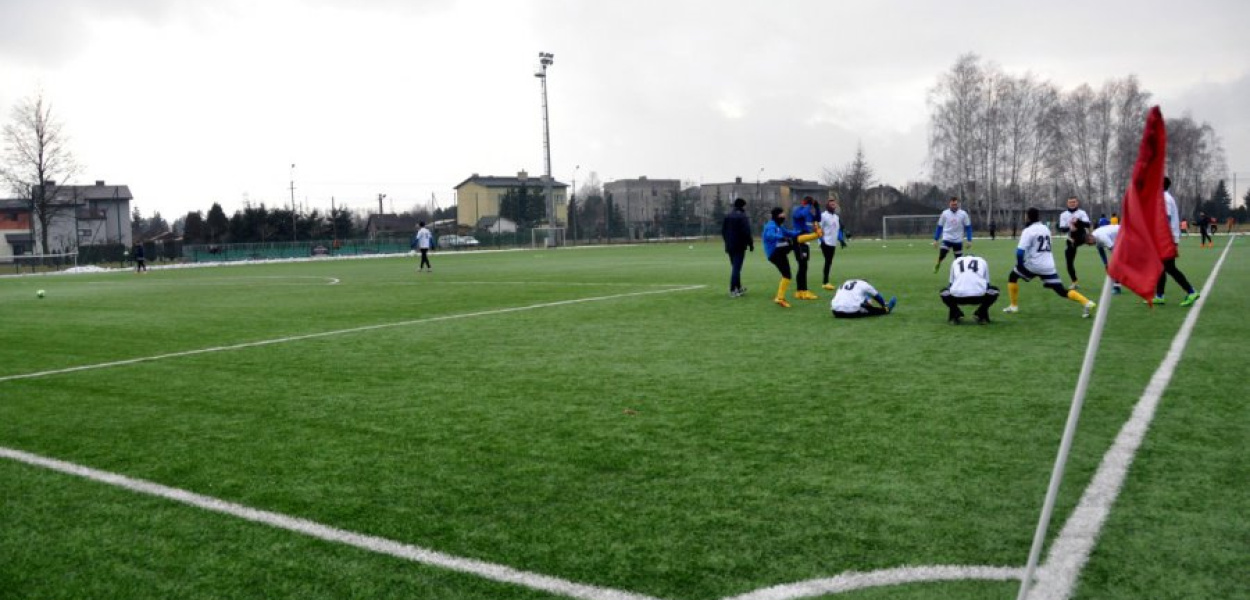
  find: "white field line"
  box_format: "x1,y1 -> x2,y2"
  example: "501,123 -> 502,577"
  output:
0,285 -> 703,384
720,240 -> 1236,600
85,276 -> 341,286
719,565 -> 1024,600
0,446 -> 663,600
1025,237 -> 1236,600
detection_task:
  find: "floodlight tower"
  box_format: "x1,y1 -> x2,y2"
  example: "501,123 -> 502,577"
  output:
535,51 -> 556,246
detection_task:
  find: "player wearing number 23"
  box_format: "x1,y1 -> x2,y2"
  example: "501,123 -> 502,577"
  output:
831,279 -> 897,319
1003,207 -> 1095,317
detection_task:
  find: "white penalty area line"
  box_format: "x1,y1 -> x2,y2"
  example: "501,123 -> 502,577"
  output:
1024,237 -> 1237,600
0,446 -> 663,600
0,285 -> 704,384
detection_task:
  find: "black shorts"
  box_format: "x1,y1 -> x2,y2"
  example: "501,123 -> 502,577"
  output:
1011,265 -> 1061,286
940,240 -> 963,252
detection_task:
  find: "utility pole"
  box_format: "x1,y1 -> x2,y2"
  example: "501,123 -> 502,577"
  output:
289,164 -> 297,244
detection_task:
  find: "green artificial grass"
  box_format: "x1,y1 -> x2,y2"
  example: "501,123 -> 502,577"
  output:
1,236 -> 1244,599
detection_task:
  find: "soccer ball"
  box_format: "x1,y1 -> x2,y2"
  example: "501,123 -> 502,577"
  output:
688,245 -> 694,250
36,289 -> 45,299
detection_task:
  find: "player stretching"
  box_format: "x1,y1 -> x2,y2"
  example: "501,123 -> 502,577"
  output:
763,207 -> 820,308
1002,207 -> 1096,318
831,278 -> 896,319
1085,223 -> 1122,294
1058,196 -> 1091,288
933,197 -> 972,273
940,255 -> 999,325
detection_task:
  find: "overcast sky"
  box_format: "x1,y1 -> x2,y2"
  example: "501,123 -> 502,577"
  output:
1,0 -> 1247,218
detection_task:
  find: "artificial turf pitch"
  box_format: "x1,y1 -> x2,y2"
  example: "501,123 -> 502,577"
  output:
1,237 -> 1246,600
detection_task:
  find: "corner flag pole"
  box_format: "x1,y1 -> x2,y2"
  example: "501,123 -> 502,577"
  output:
1016,275 -> 1116,600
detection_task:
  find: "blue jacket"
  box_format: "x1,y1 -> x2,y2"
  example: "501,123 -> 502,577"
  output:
763,220 -> 800,258
791,203 -> 818,234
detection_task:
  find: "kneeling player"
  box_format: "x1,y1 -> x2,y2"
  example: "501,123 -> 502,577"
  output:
940,254 -> 999,324
831,279 -> 897,319
1003,207 -> 1096,318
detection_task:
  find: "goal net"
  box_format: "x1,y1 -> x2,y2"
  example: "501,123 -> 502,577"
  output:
531,227 -> 566,249
882,215 -> 939,241
9,251 -> 79,273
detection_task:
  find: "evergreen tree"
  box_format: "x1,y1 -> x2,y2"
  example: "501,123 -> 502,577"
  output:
206,203 -> 229,243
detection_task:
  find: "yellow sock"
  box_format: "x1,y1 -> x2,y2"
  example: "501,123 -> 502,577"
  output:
1008,282 -> 1020,306
776,278 -> 791,299
1067,289 -> 1090,304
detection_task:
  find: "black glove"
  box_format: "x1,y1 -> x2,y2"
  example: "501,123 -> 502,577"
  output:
839,240 -> 848,249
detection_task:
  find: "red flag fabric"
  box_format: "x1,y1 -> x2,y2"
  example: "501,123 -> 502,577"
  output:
1108,106 -> 1176,300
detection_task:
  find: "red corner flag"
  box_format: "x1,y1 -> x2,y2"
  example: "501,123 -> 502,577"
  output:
1108,106 -> 1176,300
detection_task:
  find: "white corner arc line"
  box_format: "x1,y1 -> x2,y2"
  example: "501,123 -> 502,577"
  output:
0,446 -> 664,600
719,565 -> 1024,600
1025,238 -> 1236,600
0,285 -> 704,384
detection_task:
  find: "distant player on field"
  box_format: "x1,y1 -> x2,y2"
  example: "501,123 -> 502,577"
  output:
939,255 -> 999,324
819,197 -> 847,291
1084,223 -> 1122,295
1058,196 -> 1091,288
412,221 -> 433,272
1152,177 -> 1200,306
932,197 -> 972,273
831,278 -> 896,319
1003,207 -> 1096,318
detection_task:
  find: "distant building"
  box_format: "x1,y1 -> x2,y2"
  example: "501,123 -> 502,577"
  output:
603,177 -> 682,239
476,216 -> 518,234
699,177 -> 830,214
0,180 -> 133,259
454,172 -> 568,230
365,213 -> 419,240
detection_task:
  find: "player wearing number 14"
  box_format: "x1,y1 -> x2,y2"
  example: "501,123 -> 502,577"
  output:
939,255 -> 999,324
1003,207 -> 1096,317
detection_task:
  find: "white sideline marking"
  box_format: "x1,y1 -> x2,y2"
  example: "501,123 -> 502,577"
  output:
0,285 -> 703,384
1025,238 -> 1236,600
0,446 -> 662,600
720,565 -> 1024,600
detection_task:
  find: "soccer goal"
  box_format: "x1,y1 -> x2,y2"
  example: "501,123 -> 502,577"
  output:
882,215 -> 939,241
531,227 -> 566,249
10,251 -> 79,274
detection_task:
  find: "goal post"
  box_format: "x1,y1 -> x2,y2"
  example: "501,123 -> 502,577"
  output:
531,227 -> 566,249
882,215 -> 939,241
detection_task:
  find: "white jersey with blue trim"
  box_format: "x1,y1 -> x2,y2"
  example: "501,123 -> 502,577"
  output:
936,209 -> 971,243
831,279 -> 879,312
1017,223 -> 1056,274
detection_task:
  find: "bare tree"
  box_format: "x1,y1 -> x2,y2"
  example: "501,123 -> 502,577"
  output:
1,91 -> 81,254
823,142 -> 875,232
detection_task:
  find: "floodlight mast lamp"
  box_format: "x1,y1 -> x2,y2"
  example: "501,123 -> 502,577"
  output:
535,51 -> 556,246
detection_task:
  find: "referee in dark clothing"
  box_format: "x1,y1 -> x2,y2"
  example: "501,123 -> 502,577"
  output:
721,198 -> 754,297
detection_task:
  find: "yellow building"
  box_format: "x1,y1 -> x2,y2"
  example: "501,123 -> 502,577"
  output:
455,172 -> 568,230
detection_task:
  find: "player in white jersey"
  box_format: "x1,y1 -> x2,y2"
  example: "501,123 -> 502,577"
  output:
939,255 -> 999,324
1058,196 -> 1091,287
1003,207 -> 1096,317
1084,223 -> 1122,294
818,197 -> 847,291
932,197 -> 973,273
1154,177 -> 1200,306
830,278 -> 897,319
411,221 -> 433,272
